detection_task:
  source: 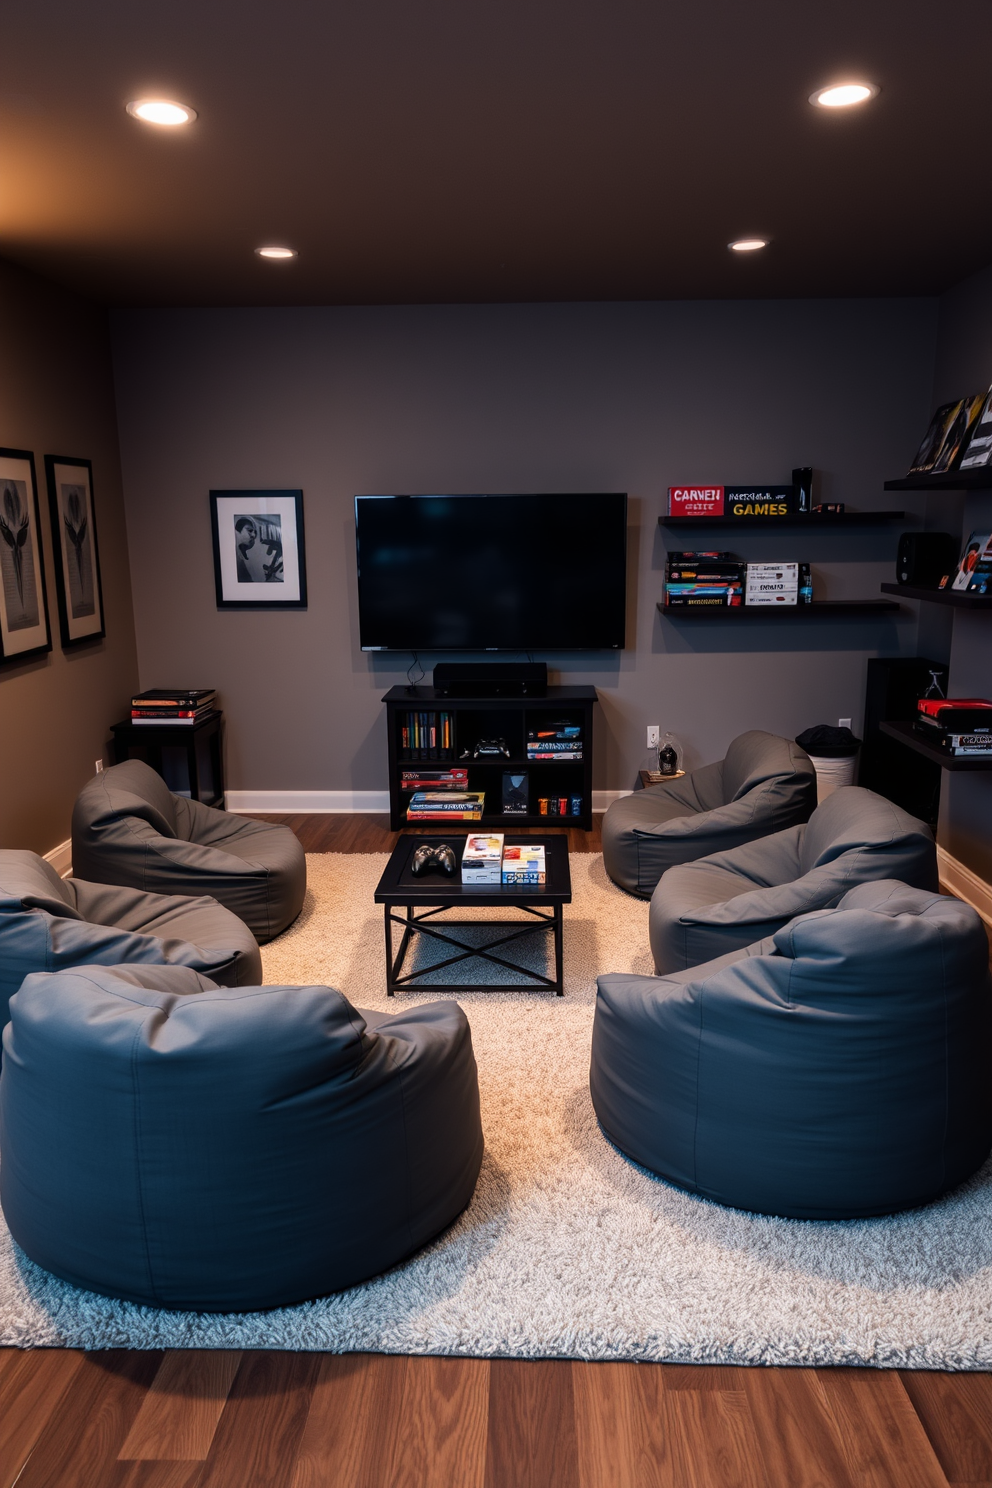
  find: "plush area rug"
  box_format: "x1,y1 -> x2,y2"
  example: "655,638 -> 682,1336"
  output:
3,851 -> 992,1367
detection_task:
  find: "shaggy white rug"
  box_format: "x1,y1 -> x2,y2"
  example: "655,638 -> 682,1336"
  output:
2,851 -> 992,1367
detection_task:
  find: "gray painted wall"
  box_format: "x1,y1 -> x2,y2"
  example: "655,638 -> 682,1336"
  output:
111,298 -> 937,798
932,265 -> 992,878
0,258 -> 138,853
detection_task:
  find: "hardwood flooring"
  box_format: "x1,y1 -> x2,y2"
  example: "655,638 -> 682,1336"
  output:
2,811 -> 990,1488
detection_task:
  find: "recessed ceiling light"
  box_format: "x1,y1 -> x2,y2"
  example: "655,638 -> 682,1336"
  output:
809,82 -> 879,109
126,98 -> 196,126
728,238 -> 769,253
255,246 -> 298,260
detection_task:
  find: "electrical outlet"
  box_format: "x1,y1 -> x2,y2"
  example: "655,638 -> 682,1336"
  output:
838,718 -> 852,730
95,759 -> 104,773
646,725 -> 660,749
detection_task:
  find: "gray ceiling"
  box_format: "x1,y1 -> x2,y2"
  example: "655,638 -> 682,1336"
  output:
2,0 -> 990,307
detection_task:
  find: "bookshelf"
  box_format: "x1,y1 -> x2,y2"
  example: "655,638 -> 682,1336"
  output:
658,600 -> 900,619
879,582 -> 992,609
883,471 -> 992,491
382,685 -> 597,831
660,511 -> 905,529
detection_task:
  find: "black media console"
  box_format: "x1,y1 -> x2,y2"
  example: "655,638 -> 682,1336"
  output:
382,685 -> 598,830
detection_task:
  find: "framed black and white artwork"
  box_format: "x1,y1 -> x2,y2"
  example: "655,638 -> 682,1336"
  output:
209,489 -> 307,608
45,455 -> 105,646
0,447 -> 52,663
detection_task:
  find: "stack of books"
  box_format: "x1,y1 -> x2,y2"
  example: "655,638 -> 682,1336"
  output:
406,791 -> 485,821
130,689 -> 216,725
745,562 -> 813,607
501,845 -> 546,885
665,552 -> 744,607
461,834 -> 505,884
400,711 -> 455,760
915,698 -> 992,757
527,723 -> 582,760
400,768 -> 469,791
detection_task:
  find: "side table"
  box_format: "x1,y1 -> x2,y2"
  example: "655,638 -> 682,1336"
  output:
111,711 -> 225,807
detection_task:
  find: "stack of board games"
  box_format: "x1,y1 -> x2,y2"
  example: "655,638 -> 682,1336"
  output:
400,768 -> 469,791
745,562 -> 813,606
130,688 -> 216,725
915,698 -> 992,757
405,791 -> 485,821
665,552 -> 744,607
526,723 -> 582,760
501,844 -> 546,884
461,834 -> 504,884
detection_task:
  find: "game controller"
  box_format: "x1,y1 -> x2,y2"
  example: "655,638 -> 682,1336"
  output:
410,843 -> 458,877
459,738 -> 510,759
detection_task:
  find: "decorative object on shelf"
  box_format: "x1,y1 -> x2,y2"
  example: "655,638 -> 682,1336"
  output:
896,531 -> 959,588
795,724 -> 863,801
501,771 -> 529,814
792,467 -> 813,513
657,732 -> 683,777
813,503 -> 845,514
44,455 -> 104,648
960,386 -> 992,469
907,394 -> 987,476
538,796 -> 582,815
0,447 -> 51,664
209,489 -> 306,608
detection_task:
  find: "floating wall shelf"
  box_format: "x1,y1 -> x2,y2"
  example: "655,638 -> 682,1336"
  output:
660,512 -> 906,529
658,600 -> 901,620
879,582 -> 992,609
883,471 -> 992,491
879,721 -> 992,772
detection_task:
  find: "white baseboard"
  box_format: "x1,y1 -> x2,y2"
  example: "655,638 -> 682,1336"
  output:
44,838 -> 72,878
937,845 -> 992,926
226,790 -> 391,814
593,790 -> 631,811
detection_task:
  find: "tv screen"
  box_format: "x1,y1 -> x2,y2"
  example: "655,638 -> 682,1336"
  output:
355,493 -> 627,651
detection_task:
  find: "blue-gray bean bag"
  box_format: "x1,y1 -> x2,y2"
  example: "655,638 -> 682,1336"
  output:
603,731 -> 817,898
649,786 -> 938,974
0,849 -> 260,1035
591,881 -> 992,1219
0,964 -> 484,1311
71,760 -> 306,944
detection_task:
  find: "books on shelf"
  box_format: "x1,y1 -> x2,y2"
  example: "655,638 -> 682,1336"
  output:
916,697 -> 992,753
744,562 -> 813,607
948,532 -> 992,593
130,688 -> 216,725
665,550 -> 744,608
405,791 -> 485,820
501,844 -> 546,885
399,710 -> 455,760
908,391 -> 990,476
400,768 -> 469,790
461,834 -> 504,884
526,722 -> 583,761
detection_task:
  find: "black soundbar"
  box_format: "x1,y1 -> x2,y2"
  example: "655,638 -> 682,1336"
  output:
432,662 -> 548,698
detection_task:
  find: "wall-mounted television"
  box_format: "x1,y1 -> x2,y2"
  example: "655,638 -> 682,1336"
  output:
355,493 -> 627,651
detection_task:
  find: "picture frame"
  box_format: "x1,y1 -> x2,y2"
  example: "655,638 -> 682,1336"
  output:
209,489 -> 307,608
0,447 -> 52,664
45,455 -> 105,647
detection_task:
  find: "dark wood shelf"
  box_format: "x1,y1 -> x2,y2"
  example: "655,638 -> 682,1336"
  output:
658,600 -> 901,619
880,582 -> 992,609
661,511 -> 905,528
884,471 -> 992,491
879,720 -> 992,771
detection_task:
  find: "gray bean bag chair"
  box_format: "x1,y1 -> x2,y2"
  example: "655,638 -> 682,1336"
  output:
591,881 -> 992,1219
650,786 -> 938,974
0,850 -> 260,1034
72,759 -> 306,943
0,963 -> 484,1311
603,730 -> 816,898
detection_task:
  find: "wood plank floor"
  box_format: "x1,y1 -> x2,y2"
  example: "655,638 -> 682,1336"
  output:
2,811 -> 990,1488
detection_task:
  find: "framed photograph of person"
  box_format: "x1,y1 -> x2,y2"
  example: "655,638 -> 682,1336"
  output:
0,447 -> 52,664
44,455 -> 105,647
209,490 -> 307,608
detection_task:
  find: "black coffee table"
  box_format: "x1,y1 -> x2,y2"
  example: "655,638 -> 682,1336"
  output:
373,835 -> 572,996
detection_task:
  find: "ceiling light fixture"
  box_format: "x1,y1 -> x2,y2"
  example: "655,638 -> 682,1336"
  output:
728,238 -> 769,253
126,98 -> 196,126
255,246 -> 298,260
809,82 -> 879,109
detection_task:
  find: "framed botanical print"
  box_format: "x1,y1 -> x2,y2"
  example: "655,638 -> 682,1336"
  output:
0,447 -> 52,663
45,455 -> 105,646
209,489 -> 307,608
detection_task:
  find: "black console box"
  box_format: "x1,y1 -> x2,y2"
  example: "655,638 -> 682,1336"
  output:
433,662 -> 548,698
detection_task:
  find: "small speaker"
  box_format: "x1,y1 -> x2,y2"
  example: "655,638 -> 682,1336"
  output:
896,531 -> 959,587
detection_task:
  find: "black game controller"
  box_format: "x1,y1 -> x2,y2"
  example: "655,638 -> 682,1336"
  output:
461,738 -> 510,759
410,843 -> 458,877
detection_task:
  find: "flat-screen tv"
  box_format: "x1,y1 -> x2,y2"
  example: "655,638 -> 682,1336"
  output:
355,493 -> 627,651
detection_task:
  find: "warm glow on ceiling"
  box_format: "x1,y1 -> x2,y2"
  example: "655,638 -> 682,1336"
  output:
126,99 -> 197,126
255,246 -> 299,260
728,238 -> 768,252
809,82 -> 879,109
